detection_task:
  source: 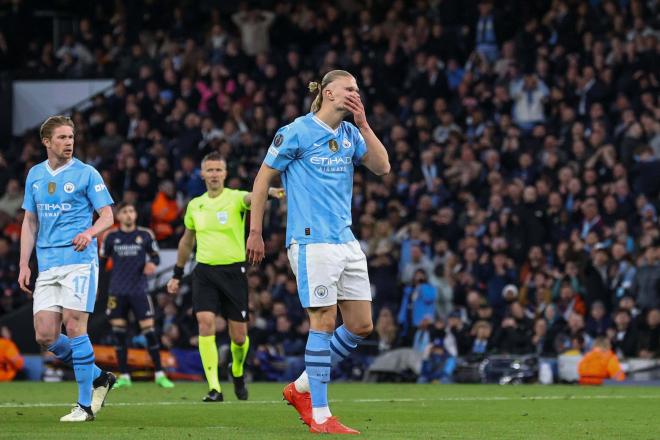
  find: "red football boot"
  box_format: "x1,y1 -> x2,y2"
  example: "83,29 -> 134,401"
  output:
282,382 -> 312,426
310,416 -> 360,434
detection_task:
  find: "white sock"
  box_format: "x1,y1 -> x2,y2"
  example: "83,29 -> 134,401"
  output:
312,406 -> 332,424
120,373 -> 131,381
294,371 -> 310,393
155,371 -> 165,380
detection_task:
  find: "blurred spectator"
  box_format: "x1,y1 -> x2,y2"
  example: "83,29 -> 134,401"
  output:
417,338 -> 456,384
494,302 -> 533,354
446,310 -> 472,356
609,308 -> 639,358
232,6 -> 275,56
585,301 -> 612,338
374,307 -> 400,353
0,179 -> 23,219
398,269 -> 437,341
469,320 -> 493,355
554,312 -> 592,355
150,180 -> 181,246
0,326 -> 24,381
368,241 -> 400,313
637,308 -> 660,358
400,243 -> 433,285
630,244 -> 660,310
510,73 -> 549,130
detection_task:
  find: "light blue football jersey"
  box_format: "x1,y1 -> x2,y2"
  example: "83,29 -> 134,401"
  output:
263,112 -> 367,246
22,158 -> 114,271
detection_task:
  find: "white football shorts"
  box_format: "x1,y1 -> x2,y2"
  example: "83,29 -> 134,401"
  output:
287,240 -> 371,308
33,262 -> 99,314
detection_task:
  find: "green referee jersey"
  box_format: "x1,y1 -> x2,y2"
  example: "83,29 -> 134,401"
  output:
184,188 -> 250,265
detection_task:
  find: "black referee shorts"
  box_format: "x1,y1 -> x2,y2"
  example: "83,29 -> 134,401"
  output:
192,262 -> 248,322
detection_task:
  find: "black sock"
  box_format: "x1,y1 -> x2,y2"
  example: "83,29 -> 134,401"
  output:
112,326 -> 129,374
143,328 -> 162,372
78,403 -> 93,415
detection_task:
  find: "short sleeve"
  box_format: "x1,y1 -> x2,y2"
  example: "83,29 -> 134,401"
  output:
21,173 -> 36,213
183,203 -> 195,230
236,190 -> 250,212
263,126 -> 298,172
86,168 -> 114,210
352,126 -> 367,164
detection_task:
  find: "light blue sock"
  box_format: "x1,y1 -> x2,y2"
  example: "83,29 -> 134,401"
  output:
70,334 -> 96,407
48,333 -> 102,380
329,325 -> 364,365
305,330 -> 332,408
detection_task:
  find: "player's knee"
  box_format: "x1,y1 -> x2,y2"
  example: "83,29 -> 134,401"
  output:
198,320 -> 215,336
360,321 -> 374,338
35,332 -> 57,348
352,321 -> 373,338
231,333 -> 246,345
309,307 -> 337,332
64,318 -> 85,337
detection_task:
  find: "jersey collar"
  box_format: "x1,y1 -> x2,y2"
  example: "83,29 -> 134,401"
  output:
311,114 -> 340,136
45,158 -> 75,176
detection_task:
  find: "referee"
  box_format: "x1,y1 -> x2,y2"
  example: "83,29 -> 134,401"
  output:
167,152 -> 284,402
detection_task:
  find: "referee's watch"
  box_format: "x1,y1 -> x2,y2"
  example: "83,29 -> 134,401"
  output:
172,265 -> 184,280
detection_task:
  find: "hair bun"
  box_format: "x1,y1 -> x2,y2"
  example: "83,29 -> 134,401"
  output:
308,81 -> 320,93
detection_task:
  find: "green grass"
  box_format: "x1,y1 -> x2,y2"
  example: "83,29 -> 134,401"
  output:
0,382 -> 658,439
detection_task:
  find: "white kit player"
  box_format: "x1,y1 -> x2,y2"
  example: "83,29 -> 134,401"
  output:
18,116 -> 116,422
246,70 -> 390,434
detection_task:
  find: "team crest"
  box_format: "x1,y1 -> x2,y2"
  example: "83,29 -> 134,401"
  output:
342,139 -> 352,149
64,182 -> 75,193
135,235 -> 143,244
273,133 -> 283,148
328,139 -> 339,152
314,285 -> 329,299
216,211 -> 228,225
48,182 -> 56,195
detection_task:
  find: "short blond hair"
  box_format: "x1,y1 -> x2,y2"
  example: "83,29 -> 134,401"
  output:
40,115 -> 74,141
308,70 -> 354,113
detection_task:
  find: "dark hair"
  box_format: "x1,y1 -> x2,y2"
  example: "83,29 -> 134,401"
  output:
615,308 -> 631,317
116,201 -> 136,212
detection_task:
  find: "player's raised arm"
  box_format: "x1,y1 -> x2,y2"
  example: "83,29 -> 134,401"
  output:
344,94 -> 390,176
18,210 -> 38,294
246,164 -> 281,265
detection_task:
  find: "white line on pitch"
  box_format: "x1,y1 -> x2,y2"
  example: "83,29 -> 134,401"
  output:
1,394 -> 660,409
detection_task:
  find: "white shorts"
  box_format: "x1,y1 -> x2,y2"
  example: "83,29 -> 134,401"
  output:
33,262 -> 99,315
287,240 -> 371,308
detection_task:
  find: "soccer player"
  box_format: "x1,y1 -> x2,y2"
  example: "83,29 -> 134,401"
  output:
101,202 -> 174,389
247,70 -> 390,434
18,115 -> 116,422
167,152 -> 284,402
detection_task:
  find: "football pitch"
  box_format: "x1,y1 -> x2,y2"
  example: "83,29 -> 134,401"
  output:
0,382 -> 658,439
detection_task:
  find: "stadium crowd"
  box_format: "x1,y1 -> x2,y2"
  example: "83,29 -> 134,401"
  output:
0,0 -> 658,381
